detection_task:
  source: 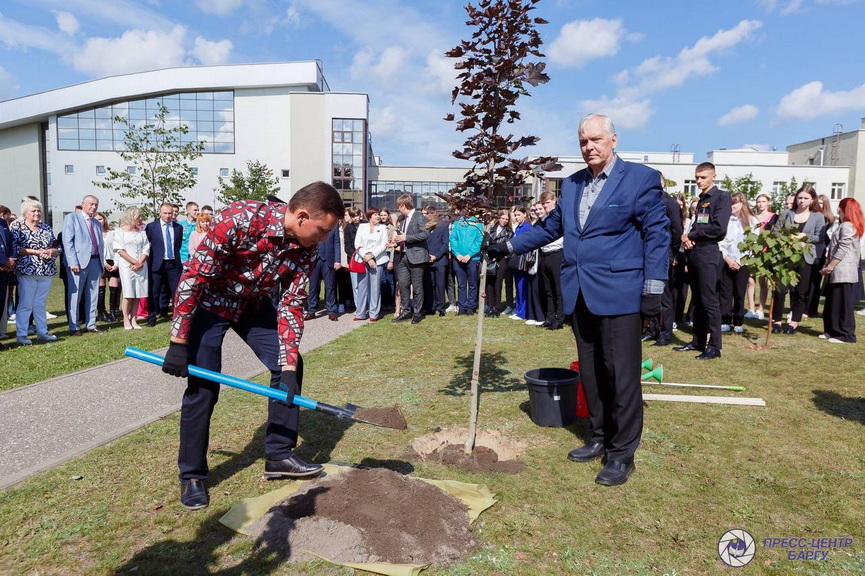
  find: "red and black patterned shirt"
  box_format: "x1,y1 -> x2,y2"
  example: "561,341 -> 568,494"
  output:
171,200 -> 315,367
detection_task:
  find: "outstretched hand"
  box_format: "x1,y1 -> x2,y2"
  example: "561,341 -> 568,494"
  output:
486,242 -> 510,262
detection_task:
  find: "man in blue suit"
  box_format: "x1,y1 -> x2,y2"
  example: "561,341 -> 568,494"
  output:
489,114 -> 669,486
146,202 -> 184,327
62,194 -> 105,335
305,225 -> 341,321
0,205 -> 15,350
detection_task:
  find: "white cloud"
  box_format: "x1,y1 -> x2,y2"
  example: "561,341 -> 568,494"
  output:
578,95 -> 655,129
424,50 -> 458,95
718,104 -> 759,126
0,66 -> 19,99
0,13 -> 67,51
284,4 -> 301,26
621,20 -> 762,97
193,37 -> 233,65
54,11 -> 79,36
776,80 -> 865,120
548,18 -> 626,68
195,0 -> 245,16
69,26 -> 190,77
370,105 -> 400,141
350,45 -> 409,85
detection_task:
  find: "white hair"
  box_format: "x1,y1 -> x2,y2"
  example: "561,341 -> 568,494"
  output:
20,198 -> 42,218
579,113 -> 616,137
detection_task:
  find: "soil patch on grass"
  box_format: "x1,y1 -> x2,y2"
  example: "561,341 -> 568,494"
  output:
246,467 -> 477,565
411,428 -> 526,474
354,405 -> 408,429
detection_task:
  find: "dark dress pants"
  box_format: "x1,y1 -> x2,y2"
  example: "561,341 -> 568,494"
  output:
689,245 -> 723,349
824,282 -> 856,342
772,263 -> 812,323
397,256 -> 425,315
719,263 -> 750,326
307,259 -> 337,314
148,260 -> 180,321
540,250 -> 564,325
178,301 -> 302,480
430,264 -> 447,313
453,259 -> 479,312
572,292 -> 642,463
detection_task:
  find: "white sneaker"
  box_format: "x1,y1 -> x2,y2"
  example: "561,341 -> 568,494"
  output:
45,311 -> 57,319
856,309 -> 865,316
755,310 -> 764,320
733,326 -> 744,334
721,324 -> 731,333
672,322 -> 678,332
37,333 -> 58,341
818,333 -> 828,339
509,314 -> 523,321
525,319 -> 544,326
446,304 -> 458,313
7,314 -> 15,323
744,310 -> 756,319
827,337 -> 845,344
502,306 -> 514,315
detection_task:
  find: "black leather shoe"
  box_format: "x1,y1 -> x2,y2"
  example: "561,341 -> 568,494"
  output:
392,312 -> 412,323
411,314 -> 423,324
264,453 -> 324,479
771,323 -> 782,334
595,460 -> 635,486
546,322 -> 564,330
640,333 -> 655,342
567,442 -> 605,463
180,479 -> 209,510
438,310 -> 446,317
695,346 -> 721,360
784,325 -> 796,334
652,339 -> 671,346
147,318 -> 156,327
673,342 -> 703,352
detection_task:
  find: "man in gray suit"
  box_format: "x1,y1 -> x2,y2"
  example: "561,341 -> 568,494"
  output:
62,194 -> 105,335
391,194 -> 429,324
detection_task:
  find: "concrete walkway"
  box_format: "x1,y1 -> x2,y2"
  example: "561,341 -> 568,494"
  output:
0,314 -> 362,489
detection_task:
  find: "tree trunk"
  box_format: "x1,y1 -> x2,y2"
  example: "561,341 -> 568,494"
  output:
765,280 -> 777,348
464,258 -> 488,454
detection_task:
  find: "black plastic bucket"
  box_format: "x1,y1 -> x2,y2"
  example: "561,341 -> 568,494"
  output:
524,368 -> 579,427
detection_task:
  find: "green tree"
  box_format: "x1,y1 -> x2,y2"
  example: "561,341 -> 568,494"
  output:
720,172 -> 762,201
215,160 -> 280,207
443,0 -> 560,453
94,104 -> 204,220
739,227 -> 809,348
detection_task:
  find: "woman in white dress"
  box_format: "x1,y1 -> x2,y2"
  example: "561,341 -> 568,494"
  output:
113,207 -> 150,330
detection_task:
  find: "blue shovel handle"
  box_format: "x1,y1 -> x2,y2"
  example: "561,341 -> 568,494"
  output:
124,346 -> 318,411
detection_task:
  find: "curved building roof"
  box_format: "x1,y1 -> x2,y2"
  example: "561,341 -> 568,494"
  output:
0,61 -> 327,129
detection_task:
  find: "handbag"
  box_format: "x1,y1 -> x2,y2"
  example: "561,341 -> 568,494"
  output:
348,248 -> 367,273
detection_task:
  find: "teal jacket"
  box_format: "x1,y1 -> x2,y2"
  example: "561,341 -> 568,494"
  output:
449,216 -> 484,261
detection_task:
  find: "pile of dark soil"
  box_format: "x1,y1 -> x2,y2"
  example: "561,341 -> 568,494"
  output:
354,405 -> 408,429
430,444 -> 525,474
246,467 -> 477,566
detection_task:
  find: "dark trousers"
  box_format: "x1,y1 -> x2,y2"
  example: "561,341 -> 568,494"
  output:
689,245 -> 723,349
453,259 -> 479,312
445,260 -> 456,307
485,263 -> 503,312
644,256 -> 677,340
772,263 -> 812,323
807,248 -> 827,316
672,253 -> 689,324
429,265 -> 447,313
397,257 -> 425,315
178,302 -> 301,480
719,263 -> 750,327
526,271 -> 544,322
572,292 -> 642,462
824,282 -> 856,342
307,259 -> 337,314
540,250 -> 564,325
503,265 -> 514,309
148,261 -> 180,320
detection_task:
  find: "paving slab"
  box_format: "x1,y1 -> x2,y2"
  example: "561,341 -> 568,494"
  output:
0,314 -> 362,489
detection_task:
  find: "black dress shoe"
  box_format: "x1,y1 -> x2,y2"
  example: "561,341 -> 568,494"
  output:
652,339 -> 671,346
771,323 -> 782,334
546,322 -> 564,330
567,442 -> 605,463
784,325 -> 796,334
392,312 -> 412,323
180,479 -> 209,510
695,346 -> 721,360
147,318 -> 156,327
264,453 -> 324,479
595,460 -> 635,486
673,342 -> 703,352
640,333 -> 655,342
438,310 -> 446,317
411,314 -> 423,324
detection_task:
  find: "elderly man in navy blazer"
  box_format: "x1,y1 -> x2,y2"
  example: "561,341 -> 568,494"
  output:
62,194 -> 106,335
146,202 -> 184,326
489,114 -> 669,486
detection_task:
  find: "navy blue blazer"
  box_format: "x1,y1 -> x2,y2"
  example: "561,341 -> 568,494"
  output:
315,226 -> 341,266
145,218 -> 184,271
427,220 -> 450,268
510,158 -> 669,316
0,219 -> 12,270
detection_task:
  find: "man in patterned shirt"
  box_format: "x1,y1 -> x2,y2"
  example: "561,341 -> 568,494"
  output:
161,181 -> 345,510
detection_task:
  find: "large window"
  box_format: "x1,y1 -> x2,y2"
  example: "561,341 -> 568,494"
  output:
332,119 -> 366,206
830,182 -> 847,200
367,181 -> 460,211
57,91 -> 235,154
683,180 -> 697,195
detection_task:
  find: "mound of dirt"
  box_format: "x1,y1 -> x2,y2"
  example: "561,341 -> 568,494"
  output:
433,444 -> 525,474
246,467 -> 477,566
411,428 -> 526,474
354,405 -> 408,429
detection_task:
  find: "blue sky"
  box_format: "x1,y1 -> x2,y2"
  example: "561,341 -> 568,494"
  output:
1,0 -> 864,167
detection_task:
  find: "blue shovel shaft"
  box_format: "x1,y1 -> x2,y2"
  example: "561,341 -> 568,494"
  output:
124,346 -> 318,411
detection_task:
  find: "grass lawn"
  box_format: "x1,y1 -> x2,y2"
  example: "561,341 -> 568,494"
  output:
0,294 -> 863,574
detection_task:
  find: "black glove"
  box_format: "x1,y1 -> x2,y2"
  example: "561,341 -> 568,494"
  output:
277,370 -> 299,406
486,242 -> 510,262
640,293 -> 663,318
162,342 -> 189,378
